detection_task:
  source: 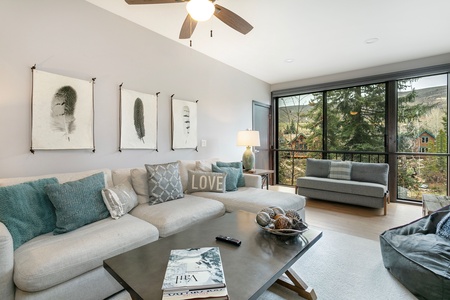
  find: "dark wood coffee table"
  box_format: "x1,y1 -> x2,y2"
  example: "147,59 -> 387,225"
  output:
104,210 -> 322,300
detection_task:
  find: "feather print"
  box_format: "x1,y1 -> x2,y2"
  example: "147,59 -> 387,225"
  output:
51,85 -> 77,140
134,98 -> 145,143
183,105 -> 190,137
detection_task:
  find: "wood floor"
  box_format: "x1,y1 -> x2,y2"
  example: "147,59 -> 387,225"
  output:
270,185 -> 423,241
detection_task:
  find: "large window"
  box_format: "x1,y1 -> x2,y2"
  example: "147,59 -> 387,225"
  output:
273,66 -> 449,203
397,74 -> 448,200
277,93 -> 322,185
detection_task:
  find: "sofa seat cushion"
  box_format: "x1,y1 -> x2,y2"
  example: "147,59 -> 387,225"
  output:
130,195 -> 226,237
192,187 -> 306,214
297,177 -> 387,198
13,214 -> 158,292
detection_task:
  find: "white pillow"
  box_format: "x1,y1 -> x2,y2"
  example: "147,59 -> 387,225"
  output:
328,161 -> 352,180
101,182 -> 138,219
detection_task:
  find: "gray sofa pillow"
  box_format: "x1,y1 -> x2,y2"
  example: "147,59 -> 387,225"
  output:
351,162 -> 389,185
305,158 -> 331,177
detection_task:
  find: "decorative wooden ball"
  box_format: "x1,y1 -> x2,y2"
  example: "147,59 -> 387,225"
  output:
256,211 -> 271,226
260,207 -> 275,218
273,213 -> 285,220
285,210 -> 301,221
274,216 -> 292,229
271,206 -> 285,216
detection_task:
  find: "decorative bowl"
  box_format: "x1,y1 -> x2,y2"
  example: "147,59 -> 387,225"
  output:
257,220 -> 309,237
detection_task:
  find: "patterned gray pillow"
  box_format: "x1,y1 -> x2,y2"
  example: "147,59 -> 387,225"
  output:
186,170 -> 227,194
145,162 -> 184,205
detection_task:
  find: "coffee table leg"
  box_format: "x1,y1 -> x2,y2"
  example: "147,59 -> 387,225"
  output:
276,268 -> 317,300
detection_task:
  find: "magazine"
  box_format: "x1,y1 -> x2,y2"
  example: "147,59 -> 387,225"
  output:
162,287 -> 229,300
162,247 -> 226,292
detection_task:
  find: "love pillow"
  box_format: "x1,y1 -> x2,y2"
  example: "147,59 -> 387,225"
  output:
186,170 -> 227,194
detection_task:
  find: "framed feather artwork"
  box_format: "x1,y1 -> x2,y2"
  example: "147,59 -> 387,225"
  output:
119,87 -> 158,150
171,97 -> 198,150
31,68 -> 94,151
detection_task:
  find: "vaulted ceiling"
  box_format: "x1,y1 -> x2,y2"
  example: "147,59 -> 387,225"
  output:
86,0 -> 450,85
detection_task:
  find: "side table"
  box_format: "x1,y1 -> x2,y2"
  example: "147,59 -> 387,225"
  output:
245,169 -> 275,190
422,194 -> 450,216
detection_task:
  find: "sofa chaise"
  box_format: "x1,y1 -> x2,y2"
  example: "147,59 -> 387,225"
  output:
0,159 -> 306,300
296,158 -> 390,214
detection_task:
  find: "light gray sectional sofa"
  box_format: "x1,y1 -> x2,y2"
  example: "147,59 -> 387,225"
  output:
296,158 -> 390,215
0,159 -> 305,300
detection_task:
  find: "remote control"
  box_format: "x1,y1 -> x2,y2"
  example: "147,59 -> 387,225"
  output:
216,235 -> 241,246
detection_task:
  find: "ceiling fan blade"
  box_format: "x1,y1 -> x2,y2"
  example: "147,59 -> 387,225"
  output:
179,14 -> 198,39
213,4 -> 253,35
125,0 -> 187,4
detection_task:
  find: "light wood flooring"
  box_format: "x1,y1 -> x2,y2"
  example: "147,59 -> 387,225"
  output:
269,185 -> 423,241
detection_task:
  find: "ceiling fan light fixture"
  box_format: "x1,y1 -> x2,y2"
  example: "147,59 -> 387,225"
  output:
186,0 -> 215,22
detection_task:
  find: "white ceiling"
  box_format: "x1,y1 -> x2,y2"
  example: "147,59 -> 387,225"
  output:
86,0 -> 450,85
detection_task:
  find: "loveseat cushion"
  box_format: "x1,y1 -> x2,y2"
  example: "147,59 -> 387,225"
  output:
297,176 -> 387,198
351,162 -> 389,185
305,158 -> 331,177
192,187 -> 306,215
13,214 -> 158,292
130,195 -> 225,237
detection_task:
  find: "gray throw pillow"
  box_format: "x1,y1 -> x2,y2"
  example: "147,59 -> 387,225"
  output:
212,164 -> 240,191
328,161 -> 352,180
45,172 -> 109,234
145,162 -> 184,205
305,158 -> 331,177
216,161 -> 245,187
101,182 -> 138,219
186,170 -> 227,194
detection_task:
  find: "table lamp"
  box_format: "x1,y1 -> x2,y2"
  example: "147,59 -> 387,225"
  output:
237,130 -> 260,171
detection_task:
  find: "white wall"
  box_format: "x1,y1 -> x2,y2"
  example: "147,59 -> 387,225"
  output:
271,52 -> 450,91
0,0 -> 271,178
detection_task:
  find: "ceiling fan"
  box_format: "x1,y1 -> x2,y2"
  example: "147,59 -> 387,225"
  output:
124,0 -> 253,39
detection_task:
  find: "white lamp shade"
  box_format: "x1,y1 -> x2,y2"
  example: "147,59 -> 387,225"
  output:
237,130 -> 261,147
186,0 -> 215,22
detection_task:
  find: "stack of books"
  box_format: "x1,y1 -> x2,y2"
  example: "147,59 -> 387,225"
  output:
161,247 -> 229,300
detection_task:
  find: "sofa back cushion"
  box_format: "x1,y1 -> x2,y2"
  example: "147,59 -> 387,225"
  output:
0,168 -> 113,187
351,162 -> 389,185
305,158 -> 331,177
0,177 -> 58,250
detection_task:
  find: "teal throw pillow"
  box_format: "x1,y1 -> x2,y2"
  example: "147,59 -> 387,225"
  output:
45,172 -> 109,234
216,161 -> 245,187
186,170 -> 227,194
212,164 -> 240,191
0,177 -> 58,250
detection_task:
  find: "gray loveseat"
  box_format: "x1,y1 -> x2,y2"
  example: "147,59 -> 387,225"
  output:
0,159 -> 305,300
296,158 -> 390,214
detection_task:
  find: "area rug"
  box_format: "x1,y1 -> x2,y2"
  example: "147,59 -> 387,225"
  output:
258,229 -> 417,300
